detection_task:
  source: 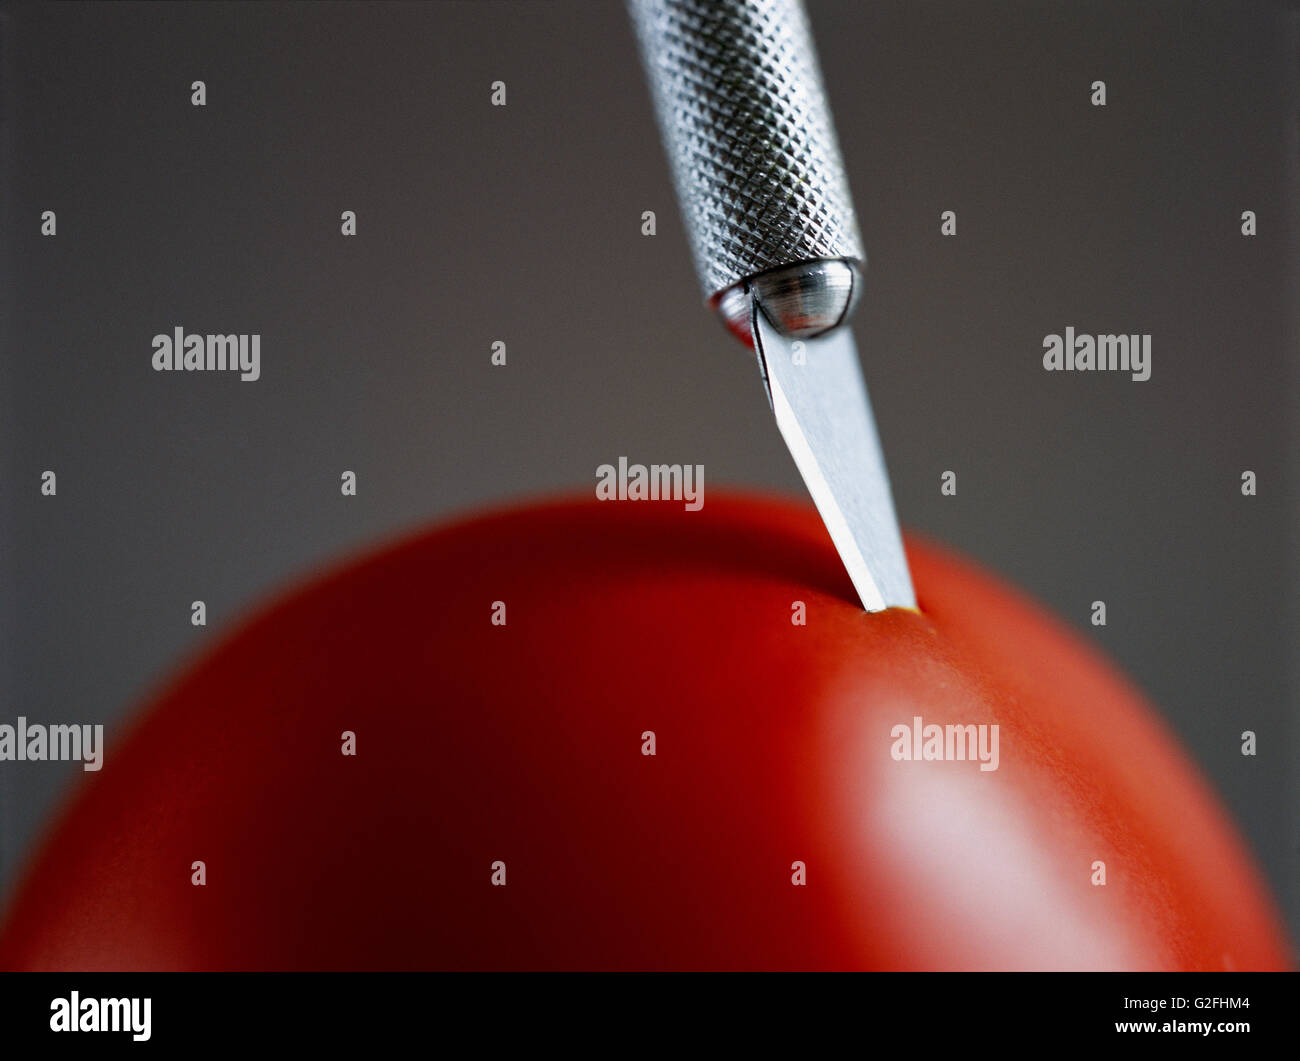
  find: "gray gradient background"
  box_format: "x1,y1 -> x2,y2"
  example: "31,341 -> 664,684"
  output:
2,0 -> 1296,951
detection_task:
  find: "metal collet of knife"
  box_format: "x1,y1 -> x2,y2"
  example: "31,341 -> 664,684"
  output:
628,0 -> 916,613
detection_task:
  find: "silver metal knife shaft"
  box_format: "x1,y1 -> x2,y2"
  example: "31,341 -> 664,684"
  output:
630,0 -> 917,611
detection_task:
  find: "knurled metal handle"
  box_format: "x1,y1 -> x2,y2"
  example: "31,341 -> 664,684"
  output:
629,0 -> 864,302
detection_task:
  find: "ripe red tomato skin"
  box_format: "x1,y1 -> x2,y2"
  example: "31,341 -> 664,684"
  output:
0,493 -> 1289,970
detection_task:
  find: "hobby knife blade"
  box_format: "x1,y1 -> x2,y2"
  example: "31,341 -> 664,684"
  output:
629,0 -> 916,611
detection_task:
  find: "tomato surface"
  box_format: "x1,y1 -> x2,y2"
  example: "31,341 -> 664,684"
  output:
0,494 -> 1289,970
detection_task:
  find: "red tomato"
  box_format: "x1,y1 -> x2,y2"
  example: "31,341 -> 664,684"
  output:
0,494 -> 1289,970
